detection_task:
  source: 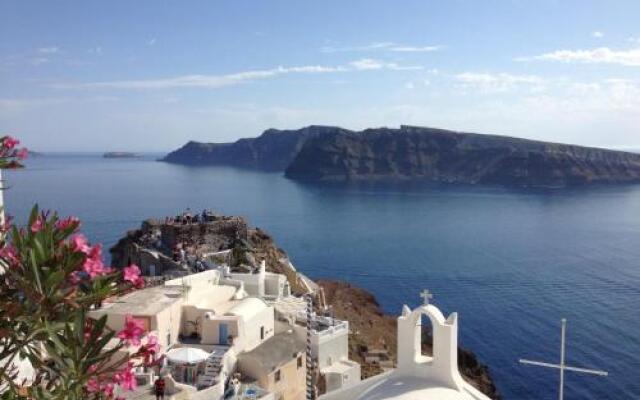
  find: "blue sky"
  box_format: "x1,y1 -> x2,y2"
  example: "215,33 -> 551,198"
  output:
1,0 -> 640,152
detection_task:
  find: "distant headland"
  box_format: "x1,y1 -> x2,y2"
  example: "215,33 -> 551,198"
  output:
161,125 -> 640,188
103,151 -> 141,159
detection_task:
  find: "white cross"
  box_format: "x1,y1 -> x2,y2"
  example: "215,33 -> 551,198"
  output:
519,318 -> 608,400
420,289 -> 433,306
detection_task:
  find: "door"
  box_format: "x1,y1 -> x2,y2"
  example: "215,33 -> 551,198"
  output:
219,323 -> 228,345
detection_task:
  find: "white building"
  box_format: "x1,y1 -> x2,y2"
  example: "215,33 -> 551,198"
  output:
303,314 -> 361,393
91,269 -> 277,397
318,301 -> 491,400
222,260 -> 291,300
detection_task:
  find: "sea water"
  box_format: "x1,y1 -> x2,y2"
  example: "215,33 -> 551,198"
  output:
5,154 -> 640,400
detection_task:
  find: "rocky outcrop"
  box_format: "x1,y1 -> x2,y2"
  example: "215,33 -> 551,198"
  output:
161,126 -> 347,171
285,125 -> 640,187
111,212 -> 500,398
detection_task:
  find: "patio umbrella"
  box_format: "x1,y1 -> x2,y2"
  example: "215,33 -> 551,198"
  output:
166,347 -> 210,364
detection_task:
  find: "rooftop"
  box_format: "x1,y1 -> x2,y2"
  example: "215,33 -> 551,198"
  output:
353,374 -> 482,400
239,331 -> 305,373
99,286 -> 184,316
225,297 -> 270,321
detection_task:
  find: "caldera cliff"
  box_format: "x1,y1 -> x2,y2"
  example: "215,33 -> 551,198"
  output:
285,126 -> 640,187
164,125 -> 640,188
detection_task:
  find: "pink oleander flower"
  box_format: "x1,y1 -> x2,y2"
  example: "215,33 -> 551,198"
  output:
69,271 -> 82,284
117,315 -> 145,346
16,148 -> 28,160
123,264 -> 144,288
101,382 -> 114,397
30,217 -> 44,233
0,245 -> 20,266
146,333 -> 160,353
3,136 -> 19,150
71,234 -> 91,254
112,362 -> 137,391
55,216 -> 80,231
86,378 -> 100,393
1,215 -> 13,232
141,334 -> 160,365
82,243 -> 112,278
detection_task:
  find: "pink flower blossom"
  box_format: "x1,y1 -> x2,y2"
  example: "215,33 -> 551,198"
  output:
71,234 -> 91,254
55,216 -> 80,231
1,215 -> 13,233
30,217 -> 44,233
141,334 -> 160,365
101,382 -> 114,397
117,315 -> 146,346
3,136 -> 19,150
16,148 -> 28,160
69,271 -> 82,284
0,245 -> 19,266
86,378 -> 100,393
146,334 -> 160,353
82,243 -> 111,278
123,264 -> 145,288
112,362 -> 137,391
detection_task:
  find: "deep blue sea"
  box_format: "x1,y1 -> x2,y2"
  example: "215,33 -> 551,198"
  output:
5,154 -> 640,400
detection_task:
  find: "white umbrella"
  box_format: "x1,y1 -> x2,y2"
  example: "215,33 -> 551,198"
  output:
166,347 -> 210,364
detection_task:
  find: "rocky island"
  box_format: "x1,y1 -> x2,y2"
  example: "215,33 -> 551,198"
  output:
110,210 -> 500,399
161,126 -> 336,170
163,125 -> 640,188
103,151 -> 141,158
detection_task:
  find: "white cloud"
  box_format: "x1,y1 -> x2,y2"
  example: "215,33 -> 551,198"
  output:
517,47 -> 640,66
454,72 -> 545,93
38,46 -> 60,54
628,37 -> 640,44
147,38 -> 157,46
591,31 -> 604,38
88,46 -> 103,55
51,60 -> 422,90
30,57 -> 49,66
321,42 -> 441,53
347,59 -> 422,71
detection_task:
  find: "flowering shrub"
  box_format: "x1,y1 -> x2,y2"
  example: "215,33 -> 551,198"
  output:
0,136 -> 28,169
0,137 -> 158,399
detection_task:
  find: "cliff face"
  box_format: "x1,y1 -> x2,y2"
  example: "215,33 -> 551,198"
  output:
285,126 -> 640,187
163,125 -> 640,187
161,126 -> 347,171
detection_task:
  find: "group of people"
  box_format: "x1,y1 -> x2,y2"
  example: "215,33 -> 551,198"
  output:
165,208 -> 218,226
172,242 -> 209,273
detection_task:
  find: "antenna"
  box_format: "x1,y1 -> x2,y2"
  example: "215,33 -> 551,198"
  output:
519,319 -> 608,400
305,293 -> 316,400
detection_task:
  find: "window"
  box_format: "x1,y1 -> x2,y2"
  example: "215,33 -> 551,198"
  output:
297,356 -> 303,369
274,370 -> 281,382
260,326 -> 265,340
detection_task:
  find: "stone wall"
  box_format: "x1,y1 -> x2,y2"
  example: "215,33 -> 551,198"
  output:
159,217 -> 248,251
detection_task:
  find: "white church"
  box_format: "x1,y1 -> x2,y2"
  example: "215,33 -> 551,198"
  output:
319,293 -> 491,400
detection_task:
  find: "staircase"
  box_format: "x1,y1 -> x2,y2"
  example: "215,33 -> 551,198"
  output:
197,352 -> 224,388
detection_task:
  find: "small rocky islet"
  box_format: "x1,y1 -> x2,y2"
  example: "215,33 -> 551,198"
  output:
162,125 -> 640,188
110,211 -> 500,399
